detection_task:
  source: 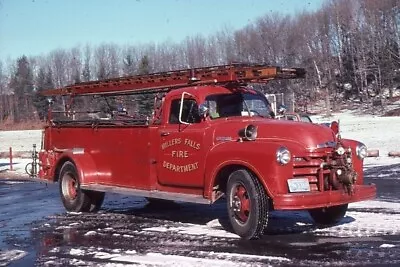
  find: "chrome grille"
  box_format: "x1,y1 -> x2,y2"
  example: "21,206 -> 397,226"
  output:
292,156 -> 331,192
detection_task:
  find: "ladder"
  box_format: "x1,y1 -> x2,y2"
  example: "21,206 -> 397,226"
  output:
42,63 -> 305,96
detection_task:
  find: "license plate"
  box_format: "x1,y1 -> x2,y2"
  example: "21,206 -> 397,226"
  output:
287,178 -> 310,193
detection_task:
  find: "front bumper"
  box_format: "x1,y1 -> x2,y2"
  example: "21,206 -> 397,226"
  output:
273,184 -> 376,210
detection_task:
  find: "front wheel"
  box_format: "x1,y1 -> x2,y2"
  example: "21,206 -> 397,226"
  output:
226,169 -> 268,240
308,204 -> 348,225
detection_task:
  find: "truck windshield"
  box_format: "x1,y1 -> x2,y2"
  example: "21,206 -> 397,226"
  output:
205,91 -> 274,119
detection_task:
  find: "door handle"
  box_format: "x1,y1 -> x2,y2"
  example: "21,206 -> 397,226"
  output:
160,132 -> 170,136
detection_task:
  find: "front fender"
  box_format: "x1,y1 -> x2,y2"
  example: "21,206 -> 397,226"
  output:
204,141 -> 294,200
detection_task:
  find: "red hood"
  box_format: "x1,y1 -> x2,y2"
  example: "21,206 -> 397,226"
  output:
212,117 -> 336,150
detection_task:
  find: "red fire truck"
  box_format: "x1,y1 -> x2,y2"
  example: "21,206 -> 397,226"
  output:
37,63 -> 376,240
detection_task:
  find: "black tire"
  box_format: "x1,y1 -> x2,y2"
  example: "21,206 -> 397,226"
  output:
87,191 -> 105,212
308,204 -> 348,225
226,169 -> 268,240
59,161 -> 91,212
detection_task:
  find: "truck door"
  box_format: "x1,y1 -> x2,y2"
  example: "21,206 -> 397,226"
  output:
157,94 -> 206,188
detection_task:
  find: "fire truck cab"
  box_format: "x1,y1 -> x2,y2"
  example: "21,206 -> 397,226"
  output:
37,64 -> 376,240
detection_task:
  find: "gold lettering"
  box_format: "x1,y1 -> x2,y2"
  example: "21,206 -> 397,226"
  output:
161,138 -> 181,150
171,150 -> 189,158
183,164 -> 189,172
162,161 -> 199,173
184,138 -> 201,150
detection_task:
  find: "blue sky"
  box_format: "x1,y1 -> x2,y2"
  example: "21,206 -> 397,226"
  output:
0,0 -> 324,61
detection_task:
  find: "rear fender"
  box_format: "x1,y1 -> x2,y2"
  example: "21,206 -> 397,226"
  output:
53,150 -> 101,185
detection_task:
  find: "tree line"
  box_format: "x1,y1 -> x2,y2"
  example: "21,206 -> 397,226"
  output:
0,0 -> 399,123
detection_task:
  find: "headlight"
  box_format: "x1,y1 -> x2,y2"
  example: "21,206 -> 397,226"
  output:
356,143 -> 368,159
276,147 -> 291,165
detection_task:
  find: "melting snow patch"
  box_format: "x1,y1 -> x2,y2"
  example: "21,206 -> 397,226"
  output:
206,219 -> 222,228
170,223 -> 240,239
94,252 -> 115,259
313,200 -> 400,237
69,248 -> 85,256
108,252 -> 244,266
84,231 -> 97,236
0,250 -> 27,265
122,234 -> 133,238
67,212 -> 82,215
380,244 -> 396,248
49,247 -> 60,253
2,181 -> 25,184
143,226 -> 169,232
205,251 -> 290,262
55,225 -> 72,230
144,220 -> 240,239
69,258 -> 86,265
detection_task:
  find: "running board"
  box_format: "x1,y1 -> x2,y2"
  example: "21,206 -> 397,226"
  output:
81,184 -> 212,205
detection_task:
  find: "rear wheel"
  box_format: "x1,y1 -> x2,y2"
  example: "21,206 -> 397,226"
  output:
59,162 -> 91,212
308,204 -> 348,225
226,169 -> 268,240
59,161 -> 104,212
87,191 -> 105,212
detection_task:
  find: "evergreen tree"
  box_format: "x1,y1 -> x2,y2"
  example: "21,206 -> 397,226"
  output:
136,55 -> 154,117
73,69 -> 81,84
82,62 -> 91,82
138,55 -> 150,75
8,56 -> 34,122
34,67 -> 54,120
82,45 -> 92,82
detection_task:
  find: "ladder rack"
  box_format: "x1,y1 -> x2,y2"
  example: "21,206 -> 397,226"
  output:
42,63 -> 305,96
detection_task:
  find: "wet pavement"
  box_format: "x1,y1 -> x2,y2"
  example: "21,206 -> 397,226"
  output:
0,164 -> 399,266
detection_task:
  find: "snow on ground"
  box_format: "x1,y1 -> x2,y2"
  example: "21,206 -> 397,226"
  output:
0,158 -> 31,175
0,130 -> 42,152
311,111 -> 400,157
0,111 -> 400,266
0,250 -> 27,265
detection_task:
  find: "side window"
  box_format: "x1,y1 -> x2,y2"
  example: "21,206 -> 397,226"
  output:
169,98 -> 201,124
300,115 -> 312,123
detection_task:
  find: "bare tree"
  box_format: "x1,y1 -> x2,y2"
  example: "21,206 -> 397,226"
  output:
82,44 -> 92,82
68,46 -> 82,84
49,49 -> 68,88
94,43 -> 121,80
